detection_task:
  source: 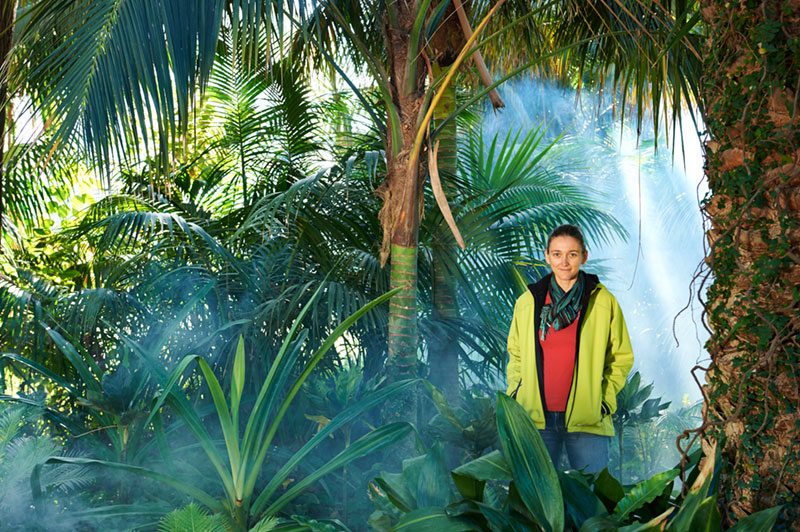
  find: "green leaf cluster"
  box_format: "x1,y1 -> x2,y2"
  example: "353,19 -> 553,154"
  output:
371,393 -> 782,532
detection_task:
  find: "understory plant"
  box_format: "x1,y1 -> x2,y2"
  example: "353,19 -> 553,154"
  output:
16,282 -> 414,531
0,404 -> 94,531
369,393 -> 781,532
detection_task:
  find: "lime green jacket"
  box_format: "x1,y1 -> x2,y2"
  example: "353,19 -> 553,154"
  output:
506,273 -> 634,436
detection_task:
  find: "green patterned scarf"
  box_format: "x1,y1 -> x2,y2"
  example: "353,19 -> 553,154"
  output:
539,271 -> 586,341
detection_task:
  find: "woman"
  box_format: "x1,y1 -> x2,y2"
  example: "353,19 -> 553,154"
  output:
506,224 -> 633,472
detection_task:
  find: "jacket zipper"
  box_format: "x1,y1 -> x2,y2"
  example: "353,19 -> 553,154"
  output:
565,285 -> 596,428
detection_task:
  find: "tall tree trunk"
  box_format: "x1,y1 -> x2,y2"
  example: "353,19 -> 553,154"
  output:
429,63 -> 461,405
701,1 -> 800,527
0,0 -> 16,241
378,1 -> 427,424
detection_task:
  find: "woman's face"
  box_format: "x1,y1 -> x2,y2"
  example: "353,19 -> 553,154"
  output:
545,235 -> 587,287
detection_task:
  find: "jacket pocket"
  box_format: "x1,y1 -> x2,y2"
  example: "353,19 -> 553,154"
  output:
569,395 -> 603,427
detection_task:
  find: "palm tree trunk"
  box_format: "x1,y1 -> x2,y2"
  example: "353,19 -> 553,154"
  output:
429,63 -> 461,405
378,1 -> 427,424
0,0 -> 16,241
701,1 -> 800,527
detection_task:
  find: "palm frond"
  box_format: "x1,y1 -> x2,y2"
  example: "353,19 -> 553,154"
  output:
13,0 -> 273,165
474,0 -> 702,150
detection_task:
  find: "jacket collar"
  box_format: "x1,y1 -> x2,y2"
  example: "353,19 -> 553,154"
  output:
528,272 -> 600,301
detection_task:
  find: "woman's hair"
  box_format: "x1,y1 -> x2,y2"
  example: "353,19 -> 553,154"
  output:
546,224 -> 586,252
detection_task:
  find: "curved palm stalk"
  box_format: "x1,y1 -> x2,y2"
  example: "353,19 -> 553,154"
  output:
429,71 -> 461,403
407,0 -> 506,175
450,0 -> 504,109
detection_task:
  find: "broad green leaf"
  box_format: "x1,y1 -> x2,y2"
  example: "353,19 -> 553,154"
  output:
617,523 -> 661,532
390,507 -> 474,531
451,473 -> 484,502
478,502 -> 532,532
560,470 -> 608,529
668,460 -> 714,531
197,359 -> 241,495
496,393 -> 563,532
368,509 -> 394,532
375,473 -> 416,513
613,469 -> 678,520
415,442 -> 452,508
452,450 -> 511,481
401,454 -> 428,499
682,495 -> 721,532
451,449 -> 510,501
579,516 -> 616,531
423,381 -> 463,430
595,468 -> 625,513
726,506 -> 781,532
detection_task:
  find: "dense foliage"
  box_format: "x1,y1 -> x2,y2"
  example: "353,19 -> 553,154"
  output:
700,0 -> 800,526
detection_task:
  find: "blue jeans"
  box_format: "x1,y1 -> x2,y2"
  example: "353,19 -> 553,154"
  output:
540,411 -> 609,473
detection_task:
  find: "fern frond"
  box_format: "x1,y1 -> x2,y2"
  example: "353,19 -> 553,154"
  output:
156,503 -> 226,532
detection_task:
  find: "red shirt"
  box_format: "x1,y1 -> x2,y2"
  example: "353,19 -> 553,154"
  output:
540,292 -> 578,411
